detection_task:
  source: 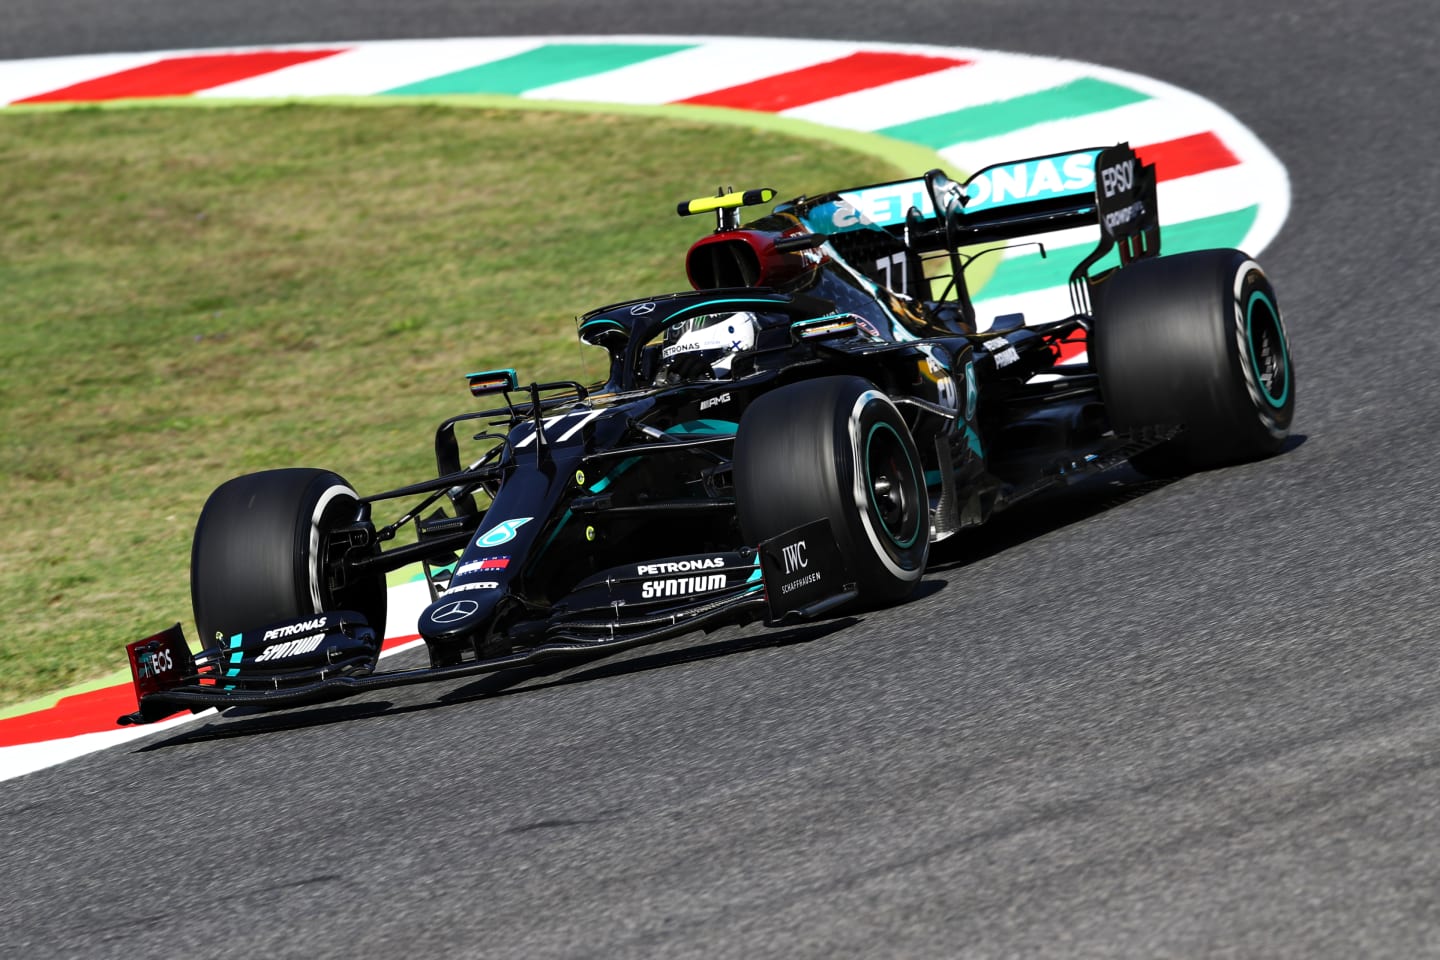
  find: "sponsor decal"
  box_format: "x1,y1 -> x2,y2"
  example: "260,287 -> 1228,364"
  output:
126,625 -> 195,702
699,392 -> 731,412
987,336 -> 1020,369
1093,143 -> 1155,241
429,599 -> 481,624
663,340 -> 707,358
456,556 -> 509,575
917,345 -> 958,411
136,648 -> 176,679
1102,200 -> 1147,234
263,617 -> 328,641
662,317 -> 755,360
782,572 -> 822,594
636,557 -> 725,576
443,581 -> 500,596
477,518 -> 532,547
833,181 -> 933,230
759,518 -> 850,620
814,152 -> 1098,228
641,573 -> 727,599
964,152 -> 1097,212
254,632 -> 327,663
776,537 -> 823,595
1100,156 -> 1135,198
777,538 -> 823,595
630,302 -> 656,315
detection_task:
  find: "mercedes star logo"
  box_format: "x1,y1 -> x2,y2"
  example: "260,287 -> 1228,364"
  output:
429,599 -> 480,624
629,302 -> 656,316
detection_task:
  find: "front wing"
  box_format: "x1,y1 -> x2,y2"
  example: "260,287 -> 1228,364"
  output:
118,519 -> 853,725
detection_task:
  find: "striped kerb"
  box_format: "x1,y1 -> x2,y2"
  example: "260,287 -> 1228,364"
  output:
975,206 -> 1260,302
879,77 -> 1151,148
384,43 -> 695,96
677,52 -> 968,111
1137,131 -> 1240,179
14,50 -> 346,103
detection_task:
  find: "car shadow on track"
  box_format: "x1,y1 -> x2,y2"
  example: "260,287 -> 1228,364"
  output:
927,467 -> 1179,571
925,431 -> 1307,571
132,617 -> 859,748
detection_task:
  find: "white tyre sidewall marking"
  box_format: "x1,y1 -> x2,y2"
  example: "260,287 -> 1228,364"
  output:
848,389 -> 926,582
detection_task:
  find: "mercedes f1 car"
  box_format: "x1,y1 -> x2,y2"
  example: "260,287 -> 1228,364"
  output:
120,142 -> 1294,724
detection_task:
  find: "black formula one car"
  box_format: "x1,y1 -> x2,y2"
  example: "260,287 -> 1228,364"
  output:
120,142 -> 1294,724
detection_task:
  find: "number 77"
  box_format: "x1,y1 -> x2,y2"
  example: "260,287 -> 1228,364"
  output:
874,252 -> 908,295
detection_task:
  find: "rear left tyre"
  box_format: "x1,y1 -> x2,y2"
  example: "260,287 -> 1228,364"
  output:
1092,248 -> 1294,474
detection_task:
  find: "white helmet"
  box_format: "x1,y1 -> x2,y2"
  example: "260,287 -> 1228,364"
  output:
661,312 -> 758,379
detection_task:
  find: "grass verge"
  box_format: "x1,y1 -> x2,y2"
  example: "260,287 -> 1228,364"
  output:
0,100 -> 910,708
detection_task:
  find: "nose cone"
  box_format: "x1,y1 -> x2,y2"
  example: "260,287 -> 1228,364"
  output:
418,591 -> 501,643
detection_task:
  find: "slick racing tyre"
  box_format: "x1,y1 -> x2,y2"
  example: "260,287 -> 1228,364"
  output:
734,375 -> 929,605
1092,248 -> 1294,474
191,468 -> 387,646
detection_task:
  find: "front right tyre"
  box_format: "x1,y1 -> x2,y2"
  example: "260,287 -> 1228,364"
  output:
734,375 -> 929,606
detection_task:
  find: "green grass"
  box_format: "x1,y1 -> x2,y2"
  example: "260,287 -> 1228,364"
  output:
0,101 -> 906,707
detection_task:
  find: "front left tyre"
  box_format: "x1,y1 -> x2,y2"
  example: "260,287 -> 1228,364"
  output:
190,467 -> 387,646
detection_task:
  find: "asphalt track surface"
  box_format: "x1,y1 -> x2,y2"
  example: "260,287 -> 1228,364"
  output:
5,2 -> 1439,958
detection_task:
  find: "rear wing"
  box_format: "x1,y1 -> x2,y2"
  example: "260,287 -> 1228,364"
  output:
792,143 -> 1159,315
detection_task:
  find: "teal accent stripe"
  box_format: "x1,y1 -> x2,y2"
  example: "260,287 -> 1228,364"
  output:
667,419 -> 738,436
746,555 -> 763,590
226,633 -> 244,680
661,297 -> 782,324
974,205 -> 1260,301
963,424 -> 984,457
1247,290 -> 1290,408
532,507 -> 574,564
589,455 -> 641,494
878,78 -> 1149,149
384,44 -> 695,96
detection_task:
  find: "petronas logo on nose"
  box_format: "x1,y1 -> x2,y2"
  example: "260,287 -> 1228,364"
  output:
477,517 -> 532,547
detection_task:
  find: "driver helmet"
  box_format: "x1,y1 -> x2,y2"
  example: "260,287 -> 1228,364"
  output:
661,311 -> 758,379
